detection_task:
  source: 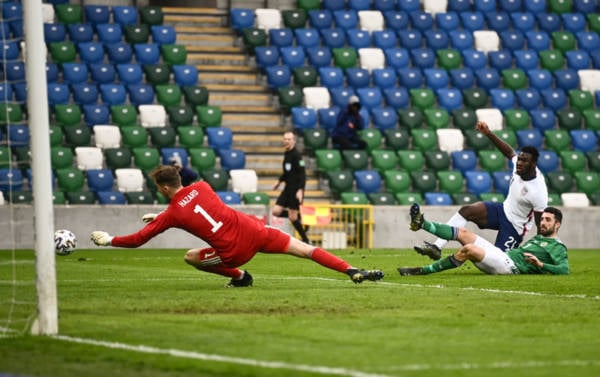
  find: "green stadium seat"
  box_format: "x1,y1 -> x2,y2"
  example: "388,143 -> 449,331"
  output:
54,104 -> 82,127
110,105 -> 138,128
55,168 -> 85,192
395,192 -> 423,205
155,84 -> 182,107
368,192 -> 397,205
302,128 -> 329,151
397,108 -> 424,129
315,149 -> 342,172
410,88 -> 436,111
424,108 -> 450,129
383,169 -> 411,193
436,49 -> 462,70
182,86 -> 210,107
451,192 -> 479,205
358,129 -> 383,151
370,149 -> 398,172
148,127 -> 176,148
196,105 -> 222,127
124,24 -> 150,44
551,31 -> 576,53
479,192 -> 505,202
544,130 -> 571,152
121,126 -> 148,149
125,191 -> 155,204
167,106 -> 195,128
278,87 -> 303,114
478,150 -> 506,172
397,150 -> 424,172
586,151 -> 600,172
462,88 -> 488,110
242,192 -> 270,205
501,68 -> 528,90
589,192 -> 600,206
452,108 -> 478,130
437,170 -> 464,194
332,47 -> 357,69
583,109 -> 600,131
242,28 -> 267,53
493,130 -> 517,147
574,171 -> 600,196
48,41 -> 77,63
503,109 -> 530,131
53,191 -> 67,205
13,147 -> 30,171
546,171 -> 574,194
560,150 -> 587,174
63,125 -> 91,147
383,128 -> 410,150
177,126 -> 204,149
547,193 -> 562,206
50,147 -> 74,170
55,3 -> 83,24
0,147 -> 12,168
66,191 -> 96,204
282,9 -> 307,29
201,169 -> 229,191
49,126 -> 64,147
464,129 -> 492,150
588,13 -> 600,33
293,66 -> 318,88
143,63 -> 171,86
342,150 -> 369,171
104,147 -> 132,170
410,129 -> 438,152
341,192 -> 369,205
132,147 -> 160,173
0,103 -> 23,124
568,90 -> 594,113
327,170 -> 354,197
160,44 -> 187,65
189,147 -> 216,172
555,108 -> 582,132
424,150 -> 450,171
410,171 -> 437,193
297,0 -> 320,11
539,50 -> 565,72
7,191 -> 33,204
139,6 -> 164,25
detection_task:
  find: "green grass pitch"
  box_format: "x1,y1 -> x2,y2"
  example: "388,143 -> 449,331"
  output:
1,247 -> 599,377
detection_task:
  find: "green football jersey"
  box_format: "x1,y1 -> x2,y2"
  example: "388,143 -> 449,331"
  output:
507,235 -> 569,275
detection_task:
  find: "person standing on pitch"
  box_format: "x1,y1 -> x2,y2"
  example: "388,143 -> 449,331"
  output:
272,131 -> 310,243
398,203 -> 568,276
91,165 -> 384,287
414,121 -> 548,260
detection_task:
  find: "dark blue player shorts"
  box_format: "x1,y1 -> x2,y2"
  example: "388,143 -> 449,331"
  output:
483,201 -> 523,252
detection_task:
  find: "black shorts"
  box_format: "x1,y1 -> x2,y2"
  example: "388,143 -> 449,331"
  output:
275,187 -> 301,210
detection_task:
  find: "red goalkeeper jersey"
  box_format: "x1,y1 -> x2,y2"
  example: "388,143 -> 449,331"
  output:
111,181 -> 289,265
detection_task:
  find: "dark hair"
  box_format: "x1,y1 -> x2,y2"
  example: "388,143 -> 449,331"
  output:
520,146 -> 539,162
543,206 -> 563,223
149,165 -> 182,188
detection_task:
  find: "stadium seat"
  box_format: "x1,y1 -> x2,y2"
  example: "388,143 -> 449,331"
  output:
561,192 -> 590,207
436,129 -> 464,153
370,107 -> 398,131
478,150 -> 506,172
492,170 -> 511,195
569,90 -> 594,113
151,25 -> 176,46
116,64 -> 144,85
530,109 -> 556,133
148,127 -> 176,148
124,191 -> 154,204
354,170 -> 382,194
200,170 -> 228,192
155,84 -> 182,107
575,171 -> 600,196
124,24 -> 150,44
196,105 -> 222,127
89,64 -> 116,84
242,192 -> 269,205
44,23 -> 66,43
489,50 -> 513,71
86,169 -> 115,192
110,105 -> 137,128
317,107 -> 341,131
229,169 -> 258,195
570,130 -> 598,153
410,171 -> 437,193
112,5 -> 138,26
130,147 -> 160,174
342,150 -> 369,171
282,9 -> 308,29
504,109 -> 530,131
372,30 -> 397,50
381,129 -> 409,151
411,129 -> 438,152
104,148 -> 132,170
382,169 -> 411,194
293,67 -> 318,88
425,151 -> 451,171
545,130 -> 571,153
188,148 -> 216,172
397,68 -> 423,90
451,150 -> 477,174
449,30 -> 474,51
93,125 -> 121,149
423,192 -> 452,205
475,69 -> 502,93
424,30 -> 449,51
356,87 -> 382,110
96,191 -> 127,205
516,129 -> 543,149
230,8 -> 255,33
177,126 -> 204,149
303,87 -> 331,110
315,149 -> 342,173
306,47 -> 332,69
587,150 -> 600,171
370,149 -> 398,172
397,150 -> 425,172
410,48 -> 436,70
99,83 -> 127,106
205,127 -> 233,150
464,170 -> 492,196
55,167 -> 85,193
554,69 -> 580,92
218,149 -> 246,171
560,150 -> 587,174
255,8 -> 282,32
332,47 -> 358,70
82,104 -> 110,126
537,150 -> 559,174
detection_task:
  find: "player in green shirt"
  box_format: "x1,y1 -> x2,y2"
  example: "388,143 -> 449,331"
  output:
398,204 -> 569,276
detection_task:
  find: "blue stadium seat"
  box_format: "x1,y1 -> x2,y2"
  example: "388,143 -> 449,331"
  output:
254,46 -> 280,69
515,88 -> 541,111
105,42 -> 133,64
436,12 -> 460,31
511,12 -> 536,33
574,0 -> 597,13
448,0 -> 471,12
465,170 -> 492,196
0,83 -> 13,102
62,63 -> 88,84
499,30 -> 525,51
329,87 -> 356,108
537,150 -> 560,174
410,48 -> 435,69
492,170 -> 511,195
565,50 -> 591,70
4,61 -> 24,82
280,46 -> 306,69
356,87 -> 383,110
372,30 -> 397,50
71,82 -> 99,105
397,29 -> 422,50
424,192 -> 453,205
527,69 -> 553,91
423,68 -> 449,90
333,10 -> 358,30
346,68 -> 370,88
308,9 -> 333,29
319,67 -> 345,89
562,12 -> 586,33
489,50 -> 513,71
570,130 -> 598,153
474,0 -> 496,12
134,43 -> 161,65
489,88 -> 515,111
370,107 -> 398,130
475,68 -> 501,92
161,147 -> 189,166
437,88 -> 463,112
265,65 -> 292,90
525,31 -> 551,51
84,4 -> 110,26
291,107 -> 317,129
448,30 -> 474,50
83,104 -> 110,126
96,23 -> 123,44
99,83 -> 127,106
373,0 -> 396,12
306,47 -> 332,68
345,28 -> 372,49
89,63 -> 116,84
540,88 -> 567,112
217,191 -> 241,205
151,25 -> 177,45
424,29 -> 449,51
449,68 -> 475,90
295,28 -> 320,50
513,50 -> 539,71
383,10 -> 409,31
44,23 -> 67,43
46,63 -> 60,83
536,13 -> 561,33
451,150 -> 477,173
2,2 -> 22,21
383,87 -> 409,110
576,31 -> 600,53
317,106 -> 341,130
524,0 -> 547,13
6,125 -> 29,147
553,69 -> 580,91
460,11 -> 485,31
206,127 -> 233,150
12,82 -> 26,103
349,0 -> 372,10
229,8 -> 255,33
372,68 -> 397,89
172,64 -> 199,86
0,168 -> 23,193
116,63 -> 144,85
324,0 -> 346,11
516,129 -> 543,149
268,28 -> 294,48
462,49 -> 487,70
47,83 -> 71,105
397,67 -> 423,89
112,6 -> 138,26
218,149 -> 246,171
354,169 -> 382,194
87,169 -> 115,192
410,11 -> 434,32
78,42 -> 104,64
383,48 -> 410,70
96,191 -> 127,205
486,11 -> 511,32
127,84 -> 155,106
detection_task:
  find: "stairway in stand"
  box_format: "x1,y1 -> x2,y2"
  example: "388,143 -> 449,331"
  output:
163,6 -> 327,202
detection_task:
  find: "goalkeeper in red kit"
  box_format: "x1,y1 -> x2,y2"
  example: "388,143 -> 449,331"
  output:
91,165 -> 384,287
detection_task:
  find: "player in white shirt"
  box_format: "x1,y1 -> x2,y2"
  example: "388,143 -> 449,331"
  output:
414,121 -> 548,260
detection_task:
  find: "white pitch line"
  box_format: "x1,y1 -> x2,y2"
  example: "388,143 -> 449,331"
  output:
53,335 -> 393,377
384,359 -> 600,372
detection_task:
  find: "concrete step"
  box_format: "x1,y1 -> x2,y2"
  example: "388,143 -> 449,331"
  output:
199,73 -> 259,86
209,93 -> 272,107
177,34 -> 237,47
223,113 -> 281,128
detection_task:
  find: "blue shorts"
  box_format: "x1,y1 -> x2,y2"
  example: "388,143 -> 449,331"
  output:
483,202 -> 523,252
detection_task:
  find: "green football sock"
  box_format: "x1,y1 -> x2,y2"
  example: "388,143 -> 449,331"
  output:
422,255 -> 464,274
423,220 -> 457,241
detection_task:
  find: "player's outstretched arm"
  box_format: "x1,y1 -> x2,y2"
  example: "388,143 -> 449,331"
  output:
476,121 -> 515,159
142,213 -> 159,223
91,231 -> 113,246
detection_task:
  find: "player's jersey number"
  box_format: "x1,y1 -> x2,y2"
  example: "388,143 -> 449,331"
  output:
193,204 -> 223,233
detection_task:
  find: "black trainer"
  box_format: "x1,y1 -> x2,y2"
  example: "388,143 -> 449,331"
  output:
224,270 -> 253,288
409,202 -> 424,231
347,269 -> 385,284
414,241 -> 442,260
397,267 -> 424,276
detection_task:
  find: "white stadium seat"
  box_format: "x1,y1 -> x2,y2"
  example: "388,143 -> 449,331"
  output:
138,104 -> 167,128
474,30 -> 500,54
255,8 -> 281,32
358,47 -> 385,72
93,125 -> 121,149
436,128 -> 465,153
75,146 -> 104,171
476,108 -> 504,131
303,86 -> 331,110
115,168 -> 145,192
358,10 -> 384,33
578,69 -> 600,93
229,169 -> 258,195
561,193 -> 590,207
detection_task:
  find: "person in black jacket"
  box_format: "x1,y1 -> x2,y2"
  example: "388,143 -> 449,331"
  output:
331,95 -> 367,150
272,131 -> 310,243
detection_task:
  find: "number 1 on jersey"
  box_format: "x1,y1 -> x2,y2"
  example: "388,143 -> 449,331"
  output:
193,204 -> 223,233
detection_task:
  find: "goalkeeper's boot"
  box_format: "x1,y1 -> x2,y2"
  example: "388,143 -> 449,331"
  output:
397,267 -> 424,276
414,241 -> 442,261
347,269 -> 384,284
409,202 -> 424,231
225,270 -> 253,288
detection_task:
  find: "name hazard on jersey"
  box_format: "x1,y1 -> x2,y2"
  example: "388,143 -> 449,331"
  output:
178,189 -> 198,207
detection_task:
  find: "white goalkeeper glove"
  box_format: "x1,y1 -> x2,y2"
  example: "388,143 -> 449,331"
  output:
141,213 -> 159,223
91,231 -> 113,246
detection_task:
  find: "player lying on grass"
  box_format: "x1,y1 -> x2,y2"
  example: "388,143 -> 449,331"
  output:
91,165 -> 384,287
398,203 -> 569,276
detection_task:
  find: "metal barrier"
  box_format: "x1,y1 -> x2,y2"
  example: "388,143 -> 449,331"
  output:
299,204 -> 374,249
